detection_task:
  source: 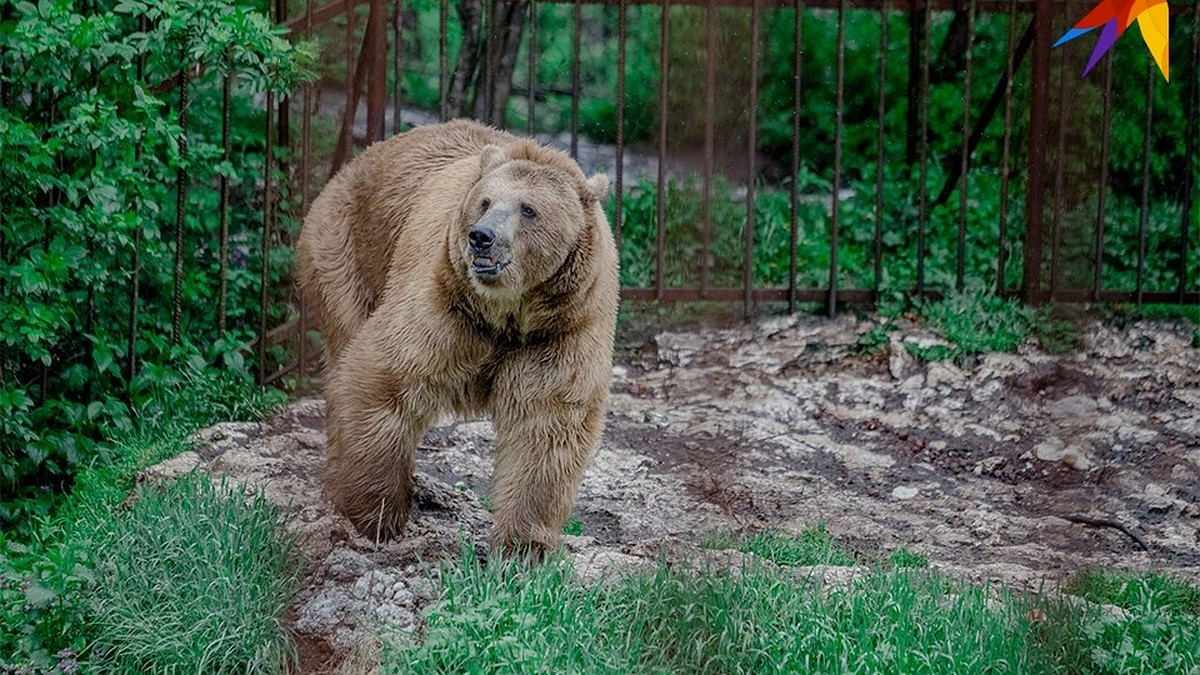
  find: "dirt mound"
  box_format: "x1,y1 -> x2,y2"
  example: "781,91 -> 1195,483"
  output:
146,314 -> 1200,672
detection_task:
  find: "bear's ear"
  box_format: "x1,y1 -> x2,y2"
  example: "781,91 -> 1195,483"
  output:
583,173 -> 610,204
479,145 -> 507,174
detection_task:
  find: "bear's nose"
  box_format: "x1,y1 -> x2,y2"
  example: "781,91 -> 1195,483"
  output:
468,225 -> 495,252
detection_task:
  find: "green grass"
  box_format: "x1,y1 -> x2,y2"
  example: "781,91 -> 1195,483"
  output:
918,287 -> 1037,356
87,474 -> 299,673
383,544 -> 1200,674
0,370 -> 289,672
735,525 -> 858,568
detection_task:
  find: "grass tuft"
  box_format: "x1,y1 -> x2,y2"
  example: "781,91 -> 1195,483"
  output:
87,473 -> 299,674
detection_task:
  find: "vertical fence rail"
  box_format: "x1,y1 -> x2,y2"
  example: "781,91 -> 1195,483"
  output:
172,46 -> 189,346
956,0 -> 976,292
260,89 -> 275,385
873,1 -> 885,297
615,0 -> 626,254
1092,56 -> 1114,301
1024,0 -> 1052,302
997,0 -> 1018,295
1136,62 -> 1155,308
438,0 -> 447,121
571,0 -> 582,158
127,16 -> 148,385
655,0 -> 669,300
701,0 -> 716,298
218,59 -> 232,337
1181,2 -> 1200,302
744,0 -> 760,318
789,0 -> 803,312
827,0 -> 844,316
1049,46 -> 1069,300
393,0 -> 403,134
916,0 -> 930,298
528,0 -> 537,135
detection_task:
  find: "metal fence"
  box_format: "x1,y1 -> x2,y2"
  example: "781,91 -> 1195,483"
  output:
258,0 -> 1200,384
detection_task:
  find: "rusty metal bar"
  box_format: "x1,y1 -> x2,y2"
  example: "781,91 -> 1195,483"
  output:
827,0 -> 844,317
127,15 -> 148,384
218,58 -> 232,336
701,0 -> 715,297
367,0 -> 387,141
333,12 -> 377,171
744,0 -> 760,318
344,0 -> 355,152
528,0 -> 537,134
392,0 -> 403,134
1136,60 -> 1154,307
789,0 -> 803,312
571,0 -> 582,157
655,0 -> 669,300
1179,1 -> 1200,302
956,0 -> 975,291
1049,45 -> 1068,300
1023,0 -> 1052,303
300,0 -> 314,381
439,0 -> 447,121
915,0 -> 929,297
615,0 -> 626,253
1092,56 -> 1113,301
483,0 -> 494,125
263,360 -> 299,386
873,0 -> 885,296
997,0 -> 1018,294
260,89 -> 275,385
172,48 -> 189,346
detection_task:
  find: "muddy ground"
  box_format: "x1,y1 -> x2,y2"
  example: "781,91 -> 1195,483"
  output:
147,313 -> 1200,672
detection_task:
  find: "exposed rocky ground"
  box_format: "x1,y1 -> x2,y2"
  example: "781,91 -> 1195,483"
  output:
145,314 -> 1200,673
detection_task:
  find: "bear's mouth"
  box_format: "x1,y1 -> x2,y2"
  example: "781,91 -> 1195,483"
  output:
470,256 -> 509,280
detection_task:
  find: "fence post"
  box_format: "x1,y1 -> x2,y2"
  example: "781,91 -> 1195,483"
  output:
367,0 -> 387,142
1022,0 -> 1053,303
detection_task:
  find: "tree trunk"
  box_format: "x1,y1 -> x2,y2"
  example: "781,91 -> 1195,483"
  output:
473,2 -> 525,126
447,0 -> 482,118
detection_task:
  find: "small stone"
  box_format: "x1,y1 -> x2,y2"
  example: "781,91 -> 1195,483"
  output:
1035,438 -> 1066,462
1045,395 -> 1098,418
1060,447 -> 1092,471
892,486 -> 920,500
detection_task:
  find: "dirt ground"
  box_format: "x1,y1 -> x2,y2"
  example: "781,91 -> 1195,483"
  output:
146,312 -> 1200,673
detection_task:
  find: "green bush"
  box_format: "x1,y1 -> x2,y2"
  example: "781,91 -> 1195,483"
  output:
1,0 -> 314,526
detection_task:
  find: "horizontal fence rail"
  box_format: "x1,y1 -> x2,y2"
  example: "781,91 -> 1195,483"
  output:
268,0 -> 1200,380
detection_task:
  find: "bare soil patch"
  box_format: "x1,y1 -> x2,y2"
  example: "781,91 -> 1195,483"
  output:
147,313 -> 1200,671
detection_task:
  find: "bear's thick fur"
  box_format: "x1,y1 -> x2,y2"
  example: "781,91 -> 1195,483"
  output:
296,120 -> 618,550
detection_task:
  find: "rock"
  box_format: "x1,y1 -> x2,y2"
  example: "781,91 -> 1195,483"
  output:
892,486 -> 920,500
1035,438 -> 1066,462
888,335 -> 913,380
1045,395 -> 1099,418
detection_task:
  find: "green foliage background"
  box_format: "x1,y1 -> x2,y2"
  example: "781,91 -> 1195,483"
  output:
0,0 -> 314,528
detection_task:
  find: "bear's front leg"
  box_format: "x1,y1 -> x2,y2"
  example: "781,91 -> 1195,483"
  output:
323,328 -> 438,542
488,341 -> 610,553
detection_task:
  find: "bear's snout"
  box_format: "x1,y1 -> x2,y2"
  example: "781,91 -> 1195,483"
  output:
466,209 -> 514,281
468,224 -> 496,253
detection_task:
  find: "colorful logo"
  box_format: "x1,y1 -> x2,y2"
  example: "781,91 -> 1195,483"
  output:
1054,0 -> 1170,81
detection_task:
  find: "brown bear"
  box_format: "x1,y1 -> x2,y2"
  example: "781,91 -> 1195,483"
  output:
295,120 -> 619,552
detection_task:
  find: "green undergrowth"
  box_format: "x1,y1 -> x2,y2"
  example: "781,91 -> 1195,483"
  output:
0,370 -> 288,671
87,474 -> 300,674
384,536 -> 1200,674
700,525 -> 928,571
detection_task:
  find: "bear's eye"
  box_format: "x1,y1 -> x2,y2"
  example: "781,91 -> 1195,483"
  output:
520,204 -> 537,219
481,198 -> 491,212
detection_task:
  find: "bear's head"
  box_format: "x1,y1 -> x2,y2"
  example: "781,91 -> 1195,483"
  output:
453,142 -> 609,300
